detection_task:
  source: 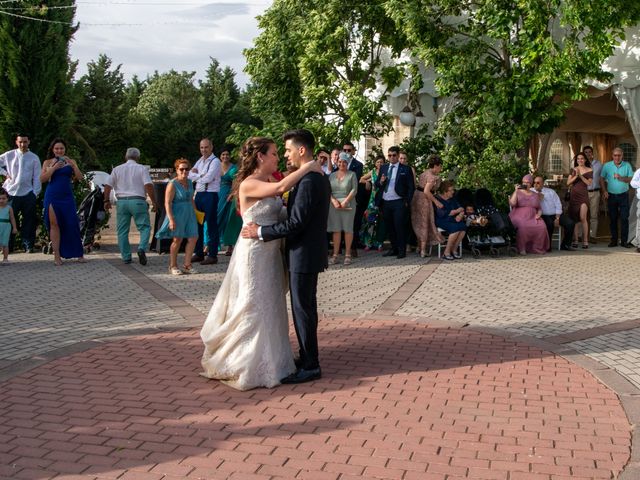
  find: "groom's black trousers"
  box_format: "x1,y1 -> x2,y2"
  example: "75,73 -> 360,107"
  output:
289,272 -> 319,370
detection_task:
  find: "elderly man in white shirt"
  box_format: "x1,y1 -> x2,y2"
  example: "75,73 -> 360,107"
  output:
103,148 -> 156,265
0,134 -> 42,252
188,138 -> 221,265
630,167 -> 640,253
532,176 -> 576,251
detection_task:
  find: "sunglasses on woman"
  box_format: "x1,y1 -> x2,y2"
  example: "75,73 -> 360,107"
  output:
178,167 -> 190,171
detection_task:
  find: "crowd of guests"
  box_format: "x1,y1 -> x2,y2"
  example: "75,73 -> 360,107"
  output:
2,132 -> 640,269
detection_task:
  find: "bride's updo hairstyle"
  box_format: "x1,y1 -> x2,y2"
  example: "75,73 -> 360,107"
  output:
231,136 -> 275,200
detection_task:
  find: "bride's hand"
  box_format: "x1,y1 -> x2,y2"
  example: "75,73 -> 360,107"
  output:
302,160 -> 323,174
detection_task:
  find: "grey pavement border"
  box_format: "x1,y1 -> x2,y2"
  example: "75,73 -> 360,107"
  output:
108,259 -> 206,325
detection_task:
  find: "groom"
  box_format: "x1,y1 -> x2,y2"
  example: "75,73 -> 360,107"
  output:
241,129 -> 331,384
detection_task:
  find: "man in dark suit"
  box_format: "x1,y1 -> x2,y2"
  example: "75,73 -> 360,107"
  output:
241,129 -> 331,384
375,146 -> 415,258
341,141 -> 367,252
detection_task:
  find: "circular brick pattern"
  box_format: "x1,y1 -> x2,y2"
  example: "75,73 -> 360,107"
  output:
0,319 -> 631,479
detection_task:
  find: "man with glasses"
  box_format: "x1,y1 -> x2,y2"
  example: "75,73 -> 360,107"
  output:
532,176 -> 576,251
583,146 -> 602,242
375,146 -> 415,258
600,147 -> 634,247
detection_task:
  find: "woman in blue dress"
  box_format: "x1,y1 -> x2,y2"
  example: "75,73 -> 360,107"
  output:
434,180 -> 467,260
155,158 -> 199,275
40,138 -> 85,265
216,149 -> 242,256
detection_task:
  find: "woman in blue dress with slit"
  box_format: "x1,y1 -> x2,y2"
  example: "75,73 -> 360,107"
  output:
40,138 -> 85,265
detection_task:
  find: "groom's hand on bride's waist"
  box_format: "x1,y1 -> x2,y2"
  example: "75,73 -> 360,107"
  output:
241,222 -> 260,239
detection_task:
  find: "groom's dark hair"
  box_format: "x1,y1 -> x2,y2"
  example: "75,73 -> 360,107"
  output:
283,129 -> 315,154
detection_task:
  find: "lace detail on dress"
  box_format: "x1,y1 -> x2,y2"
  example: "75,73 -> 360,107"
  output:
200,197 -> 295,390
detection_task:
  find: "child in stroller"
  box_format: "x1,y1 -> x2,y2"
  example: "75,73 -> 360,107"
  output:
465,188 -> 518,257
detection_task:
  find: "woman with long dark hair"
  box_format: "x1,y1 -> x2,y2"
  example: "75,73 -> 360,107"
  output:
40,138 -> 85,265
200,137 -> 321,391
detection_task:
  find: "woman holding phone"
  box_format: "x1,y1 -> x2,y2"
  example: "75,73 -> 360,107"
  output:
40,138 -> 85,265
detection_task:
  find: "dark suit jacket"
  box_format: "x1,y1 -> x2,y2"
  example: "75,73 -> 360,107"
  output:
261,171 -> 331,274
374,163 -> 415,206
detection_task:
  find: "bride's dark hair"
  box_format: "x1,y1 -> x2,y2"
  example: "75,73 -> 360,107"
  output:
231,136 -> 275,201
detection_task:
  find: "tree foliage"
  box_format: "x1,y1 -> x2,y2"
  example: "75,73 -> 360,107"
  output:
242,0 -> 409,147
387,0 -> 640,169
0,1 -> 78,155
73,54 -> 129,171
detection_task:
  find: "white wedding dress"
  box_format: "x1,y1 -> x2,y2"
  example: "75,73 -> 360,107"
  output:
200,197 -> 296,390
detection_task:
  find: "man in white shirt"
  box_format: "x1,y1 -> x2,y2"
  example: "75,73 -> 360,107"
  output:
188,138 -> 221,265
0,133 -> 41,252
532,176 -> 576,251
583,145 -> 602,242
630,167 -> 640,253
103,148 -> 156,265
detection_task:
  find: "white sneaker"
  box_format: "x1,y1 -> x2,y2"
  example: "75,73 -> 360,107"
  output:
1,259 -> 8,266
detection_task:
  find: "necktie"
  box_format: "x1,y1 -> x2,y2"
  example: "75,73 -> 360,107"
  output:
385,165 -> 394,192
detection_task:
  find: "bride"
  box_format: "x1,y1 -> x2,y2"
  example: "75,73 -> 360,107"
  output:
200,136 -> 321,390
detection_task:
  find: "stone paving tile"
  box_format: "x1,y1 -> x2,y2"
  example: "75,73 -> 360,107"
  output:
0,320 -> 630,480
0,254 -> 186,362
397,250 -> 640,338
131,249 -> 423,317
568,327 -> 640,390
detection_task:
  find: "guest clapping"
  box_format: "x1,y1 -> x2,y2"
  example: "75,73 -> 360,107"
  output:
434,181 -> 466,260
217,149 -> 242,256
328,153 -> 358,265
155,159 -> 199,275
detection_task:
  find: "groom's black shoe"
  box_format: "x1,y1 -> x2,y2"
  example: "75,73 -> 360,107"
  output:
281,367 -> 321,384
382,249 -> 398,257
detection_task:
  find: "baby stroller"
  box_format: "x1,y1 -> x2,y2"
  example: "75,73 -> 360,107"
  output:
465,188 -> 518,258
78,187 -> 107,253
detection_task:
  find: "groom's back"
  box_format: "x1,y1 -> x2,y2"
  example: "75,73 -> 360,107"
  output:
288,171 -> 330,273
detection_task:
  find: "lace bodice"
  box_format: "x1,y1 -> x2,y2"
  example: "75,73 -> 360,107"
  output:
242,197 -> 286,225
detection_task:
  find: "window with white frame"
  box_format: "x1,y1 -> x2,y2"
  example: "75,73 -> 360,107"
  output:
619,143 -> 637,168
549,139 -> 563,172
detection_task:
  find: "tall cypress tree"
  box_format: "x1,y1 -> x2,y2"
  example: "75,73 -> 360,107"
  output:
0,1 -> 78,155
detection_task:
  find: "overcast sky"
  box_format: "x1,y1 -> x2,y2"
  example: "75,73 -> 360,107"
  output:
70,1 -> 272,87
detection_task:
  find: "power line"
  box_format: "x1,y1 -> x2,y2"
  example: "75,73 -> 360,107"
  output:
0,9 -> 73,24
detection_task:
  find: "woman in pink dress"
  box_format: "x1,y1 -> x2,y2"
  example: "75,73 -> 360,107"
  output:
508,174 -> 549,255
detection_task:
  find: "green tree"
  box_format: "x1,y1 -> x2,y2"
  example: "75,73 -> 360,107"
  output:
200,58 -> 241,149
0,1 -> 78,155
130,70 -> 205,166
73,54 -> 128,171
387,0 -> 640,180
241,0 -> 408,146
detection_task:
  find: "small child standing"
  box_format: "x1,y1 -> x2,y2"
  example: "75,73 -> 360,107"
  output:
0,189 -> 18,265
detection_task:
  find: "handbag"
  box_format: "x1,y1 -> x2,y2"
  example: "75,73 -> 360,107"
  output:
195,209 -> 205,224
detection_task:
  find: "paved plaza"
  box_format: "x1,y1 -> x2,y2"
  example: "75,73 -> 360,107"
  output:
2,230 -> 640,479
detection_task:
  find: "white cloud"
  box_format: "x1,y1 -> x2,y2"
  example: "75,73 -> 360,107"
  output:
70,1 -> 271,86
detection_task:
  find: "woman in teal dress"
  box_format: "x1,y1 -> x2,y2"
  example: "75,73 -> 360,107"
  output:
156,158 -> 199,275
216,149 -> 242,255
359,156 -> 386,251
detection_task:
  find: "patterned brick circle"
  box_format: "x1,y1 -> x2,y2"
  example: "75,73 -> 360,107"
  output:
0,319 -> 631,479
